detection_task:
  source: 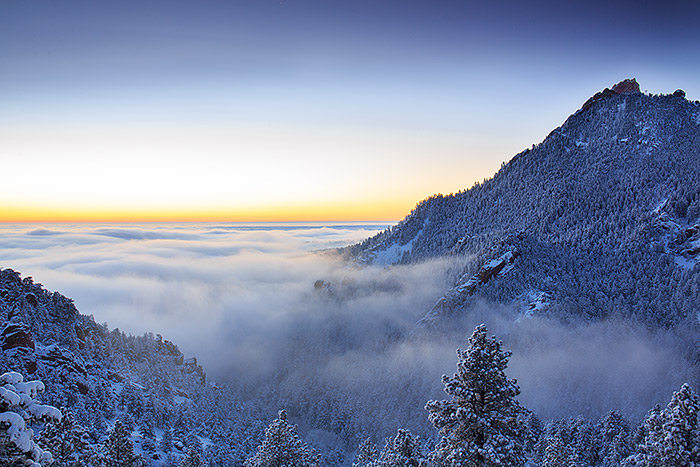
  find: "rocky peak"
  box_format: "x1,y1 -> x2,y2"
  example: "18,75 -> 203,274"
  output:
610,78 -> 640,94
581,78 -> 641,112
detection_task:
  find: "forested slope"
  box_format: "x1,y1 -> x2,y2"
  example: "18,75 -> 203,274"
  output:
349,80 -> 700,327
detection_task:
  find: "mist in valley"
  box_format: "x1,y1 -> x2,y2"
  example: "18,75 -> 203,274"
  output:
1,223 -> 697,443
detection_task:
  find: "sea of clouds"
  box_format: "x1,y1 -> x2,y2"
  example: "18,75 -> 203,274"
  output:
0,222 -> 399,368
0,222 -> 696,432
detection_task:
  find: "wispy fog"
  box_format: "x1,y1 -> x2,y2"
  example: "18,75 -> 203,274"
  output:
0,223 -> 404,371
1,223 -> 696,436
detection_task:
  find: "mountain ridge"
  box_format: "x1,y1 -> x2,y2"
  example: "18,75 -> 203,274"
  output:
347,79 -> 700,328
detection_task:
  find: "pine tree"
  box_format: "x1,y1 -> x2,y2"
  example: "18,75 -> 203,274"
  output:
244,410 -> 319,467
627,383 -> 700,466
179,448 -> 205,467
138,421 -> 156,454
540,436 -> 583,467
36,407 -> 89,466
376,429 -> 427,467
104,420 -> 141,467
425,324 -> 529,467
0,371 -> 61,467
565,416 -> 598,466
597,410 -> 631,467
159,428 -> 174,454
353,438 -> 378,467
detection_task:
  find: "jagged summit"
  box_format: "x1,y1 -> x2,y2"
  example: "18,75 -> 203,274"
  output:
580,78 -> 641,112
611,78 -> 641,94
348,83 -> 700,327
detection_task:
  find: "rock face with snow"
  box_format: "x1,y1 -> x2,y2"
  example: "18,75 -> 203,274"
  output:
2,323 -> 35,351
348,80 -> 700,328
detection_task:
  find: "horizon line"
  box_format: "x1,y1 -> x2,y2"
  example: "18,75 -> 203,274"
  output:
0,219 -> 398,224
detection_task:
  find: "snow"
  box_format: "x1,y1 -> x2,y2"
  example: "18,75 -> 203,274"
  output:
14,380 -> 46,399
24,402 -> 62,423
371,229 -> 421,266
1,372 -> 61,465
653,210 -> 700,269
0,371 -> 24,385
515,290 -> 551,321
0,411 -> 31,451
173,395 -> 189,405
0,385 -> 21,407
674,255 -> 697,269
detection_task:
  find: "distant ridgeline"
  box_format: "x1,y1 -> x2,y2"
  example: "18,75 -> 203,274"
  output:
347,79 -> 700,328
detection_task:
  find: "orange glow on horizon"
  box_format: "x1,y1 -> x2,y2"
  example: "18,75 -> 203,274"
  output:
0,199 -> 413,223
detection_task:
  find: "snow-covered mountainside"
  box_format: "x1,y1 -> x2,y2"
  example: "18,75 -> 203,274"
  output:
348,79 -> 700,328
0,268 -> 270,465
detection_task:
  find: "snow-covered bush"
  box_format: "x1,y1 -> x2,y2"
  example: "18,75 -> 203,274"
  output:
0,371 -> 61,466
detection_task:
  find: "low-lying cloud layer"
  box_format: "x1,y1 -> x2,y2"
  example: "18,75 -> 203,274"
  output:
0,223 -> 401,369
1,223 -> 697,438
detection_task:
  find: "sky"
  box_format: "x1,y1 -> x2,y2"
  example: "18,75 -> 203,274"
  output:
2,0 -> 699,222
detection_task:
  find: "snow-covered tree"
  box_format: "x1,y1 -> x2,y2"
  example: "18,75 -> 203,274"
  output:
36,407 -> 89,466
540,435 -> 583,467
138,421 -> 156,454
564,416 -> 597,466
425,324 -> 529,467
597,410 -> 631,467
179,448 -> 205,467
159,428 -> 174,454
353,438 -> 378,467
104,420 -> 141,467
0,371 -> 61,467
627,383 -> 700,466
244,410 -> 319,467
376,429 -> 427,467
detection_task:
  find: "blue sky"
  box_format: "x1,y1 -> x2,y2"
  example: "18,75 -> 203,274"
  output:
2,0 -> 699,221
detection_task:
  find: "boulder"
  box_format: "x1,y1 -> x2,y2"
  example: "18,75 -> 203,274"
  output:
2,323 -> 35,350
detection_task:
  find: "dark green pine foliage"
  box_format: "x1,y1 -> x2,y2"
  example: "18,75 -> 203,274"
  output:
104,420 -> 141,467
425,324 -> 529,467
179,448 -> 206,467
540,436 -> 583,467
353,438 -> 378,467
627,383 -> 700,466
37,407 -> 90,466
376,429 -> 427,467
244,410 -> 319,467
597,410 -> 632,467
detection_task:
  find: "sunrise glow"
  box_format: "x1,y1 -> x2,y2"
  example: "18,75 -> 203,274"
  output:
2,1 -> 698,223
